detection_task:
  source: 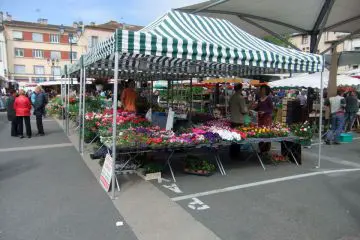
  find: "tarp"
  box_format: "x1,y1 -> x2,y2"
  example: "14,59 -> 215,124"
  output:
67,10 -> 323,77
269,71 -> 360,88
178,0 -> 360,37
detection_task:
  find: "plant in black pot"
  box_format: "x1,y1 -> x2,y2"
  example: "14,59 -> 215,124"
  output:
184,155 -> 216,176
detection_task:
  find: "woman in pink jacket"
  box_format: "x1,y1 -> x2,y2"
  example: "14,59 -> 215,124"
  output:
14,89 -> 32,138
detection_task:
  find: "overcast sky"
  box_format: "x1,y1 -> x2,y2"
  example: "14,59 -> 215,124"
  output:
0,0 -> 204,26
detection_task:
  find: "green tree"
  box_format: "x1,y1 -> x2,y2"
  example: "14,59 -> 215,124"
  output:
263,35 -> 292,48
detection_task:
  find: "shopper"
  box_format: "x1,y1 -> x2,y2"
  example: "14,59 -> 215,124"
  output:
33,86 -> 47,136
121,80 -> 137,112
255,85 -> 273,153
325,90 -> 345,145
229,83 -> 248,158
14,89 -> 32,138
6,89 -> 18,137
345,91 -> 359,132
229,83 -> 248,128
296,90 -> 308,122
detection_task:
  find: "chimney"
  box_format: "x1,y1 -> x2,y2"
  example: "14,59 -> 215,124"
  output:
73,21 -> 78,28
37,18 -> 48,24
90,21 -> 95,26
6,12 -> 12,21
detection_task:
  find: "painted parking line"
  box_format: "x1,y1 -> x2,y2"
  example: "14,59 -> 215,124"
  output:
171,168 -> 360,202
311,137 -> 360,146
304,152 -> 360,168
0,143 -> 73,153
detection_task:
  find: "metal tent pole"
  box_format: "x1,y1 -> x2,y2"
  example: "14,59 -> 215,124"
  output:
64,76 -> 68,133
189,78 -> 193,122
61,76 -> 64,124
66,76 -> 70,136
78,68 -> 83,152
316,56 -> 325,168
81,68 -> 86,154
112,51 -> 119,199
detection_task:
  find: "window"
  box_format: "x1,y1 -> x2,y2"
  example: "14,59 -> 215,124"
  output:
14,65 -> 25,74
90,36 -> 99,47
52,66 -> 61,76
354,47 -> 360,51
50,51 -> 61,60
34,65 -> 45,75
353,65 -> 359,69
13,31 -> 23,40
15,48 -> 24,57
32,33 -> 43,42
71,52 -> 77,60
33,49 -> 44,58
301,35 -> 308,45
50,34 -> 60,43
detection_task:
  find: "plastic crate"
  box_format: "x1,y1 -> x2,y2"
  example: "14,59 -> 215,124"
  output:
339,133 -> 353,143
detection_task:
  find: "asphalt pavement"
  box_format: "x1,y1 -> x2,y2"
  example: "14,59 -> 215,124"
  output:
0,114 -> 137,240
151,136 -> 360,240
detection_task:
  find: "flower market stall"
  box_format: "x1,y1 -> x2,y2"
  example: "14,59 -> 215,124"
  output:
62,10 -> 324,197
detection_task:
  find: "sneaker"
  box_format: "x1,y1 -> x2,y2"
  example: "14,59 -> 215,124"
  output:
325,141 -> 331,145
334,142 -> 341,145
19,135 -> 24,139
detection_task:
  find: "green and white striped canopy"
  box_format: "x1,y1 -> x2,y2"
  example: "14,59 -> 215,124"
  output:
65,10 -> 323,78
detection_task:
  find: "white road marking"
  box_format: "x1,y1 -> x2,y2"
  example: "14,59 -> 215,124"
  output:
304,152 -> 360,168
0,143 -> 73,152
311,137 -> 360,146
171,168 -> 360,202
162,183 -> 182,193
188,198 -> 210,211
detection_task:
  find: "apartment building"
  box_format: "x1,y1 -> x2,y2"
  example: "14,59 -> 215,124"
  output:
79,21 -> 143,53
0,25 -> 8,81
0,11 -> 143,84
2,17 -> 87,83
291,32 -> 360,71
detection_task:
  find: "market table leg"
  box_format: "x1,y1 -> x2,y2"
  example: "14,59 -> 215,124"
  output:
166,151 -> 176,182
281,141 -> 301,165
250,143 -> 266,170
214,150 -> 226,175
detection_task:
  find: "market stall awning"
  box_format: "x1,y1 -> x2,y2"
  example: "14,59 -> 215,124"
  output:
269,71 -> 360,88
65,10 -> 323,78
177,0 -> 360,52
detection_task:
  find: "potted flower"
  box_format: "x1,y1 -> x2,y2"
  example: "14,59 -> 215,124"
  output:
137,163 -> 163,182
290,122 -> 313,146
184,155 -> 216,176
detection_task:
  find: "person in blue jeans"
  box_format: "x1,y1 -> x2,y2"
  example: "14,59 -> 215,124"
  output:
325,91 -> 346,145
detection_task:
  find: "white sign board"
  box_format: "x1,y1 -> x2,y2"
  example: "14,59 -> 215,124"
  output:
100,154 -> 113,192
166,108 -> 174,130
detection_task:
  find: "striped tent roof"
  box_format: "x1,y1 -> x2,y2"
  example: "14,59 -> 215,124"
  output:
65,10 -> 323,78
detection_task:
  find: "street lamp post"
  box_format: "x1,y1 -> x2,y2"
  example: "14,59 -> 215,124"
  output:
59,24 -> 83,84
59,24 -> 82,136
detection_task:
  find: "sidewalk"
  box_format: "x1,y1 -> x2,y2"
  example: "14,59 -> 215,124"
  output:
0,113 -> 137,240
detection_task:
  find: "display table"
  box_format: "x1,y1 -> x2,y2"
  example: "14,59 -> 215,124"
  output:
103,136 -> 301,182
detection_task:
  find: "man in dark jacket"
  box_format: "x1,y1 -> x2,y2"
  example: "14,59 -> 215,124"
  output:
33,86 -> 47,136
6,89 -> 18,136
345,91 -> 359,131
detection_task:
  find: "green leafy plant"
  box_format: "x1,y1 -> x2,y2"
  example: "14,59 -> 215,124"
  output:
184,155 -> 216,173
143,163 -> 163,174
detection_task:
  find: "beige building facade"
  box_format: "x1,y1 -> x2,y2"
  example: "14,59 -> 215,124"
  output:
1,14 -> 142,84
290,32 -> 360,71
